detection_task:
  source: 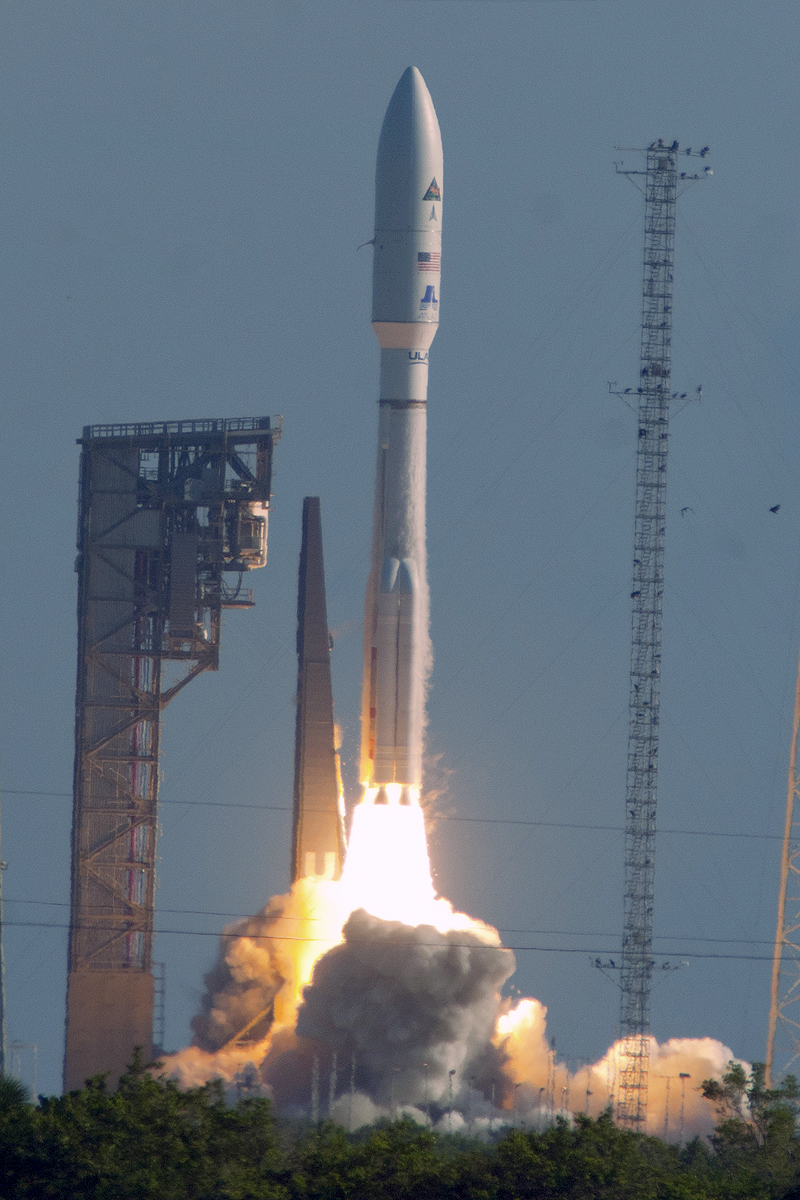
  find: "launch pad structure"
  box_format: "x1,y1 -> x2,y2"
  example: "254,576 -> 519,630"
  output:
64,416 -> 280,1092
612,142 -> 709,1128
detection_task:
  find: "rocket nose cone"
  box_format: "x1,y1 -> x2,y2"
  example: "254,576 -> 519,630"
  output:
391,65 -> 429,110
385,66 -> 428,111
375,67 -> 443,231
378,66 -> 440,166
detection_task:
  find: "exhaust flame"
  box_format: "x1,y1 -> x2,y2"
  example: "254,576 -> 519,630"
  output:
340,798 -> 436,925
340,797 -> 493,935
163,797 -> 741,1141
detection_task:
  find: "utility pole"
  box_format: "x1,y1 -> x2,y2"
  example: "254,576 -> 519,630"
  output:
678,1073 -> 690,1143
311,1054 -> 320,1124
612,141 -> 710,1129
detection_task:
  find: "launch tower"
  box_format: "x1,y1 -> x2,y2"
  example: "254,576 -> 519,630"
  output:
65,416 -> 279,1091
613,142 -> 708,1127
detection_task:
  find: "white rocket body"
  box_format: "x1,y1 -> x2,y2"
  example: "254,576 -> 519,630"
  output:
361,67 -> 443,806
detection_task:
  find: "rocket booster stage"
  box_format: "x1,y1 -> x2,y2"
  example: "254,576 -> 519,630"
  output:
360,67 -> 443,806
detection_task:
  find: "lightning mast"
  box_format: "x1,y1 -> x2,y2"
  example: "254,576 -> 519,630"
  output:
613,141 -> 709,1128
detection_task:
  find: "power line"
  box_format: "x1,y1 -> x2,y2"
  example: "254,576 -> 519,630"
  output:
0,895 -> 780,946
404,1 -> 609,4
440,816 -> 781,842
3,789 -> 290,813
0,789 -> 781,842
0,915 -> 788,962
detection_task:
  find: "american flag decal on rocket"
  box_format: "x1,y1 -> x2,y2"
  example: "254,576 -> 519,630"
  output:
417,252 -> 441,271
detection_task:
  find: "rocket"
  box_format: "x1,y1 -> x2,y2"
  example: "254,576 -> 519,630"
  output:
360,67 -> 443,807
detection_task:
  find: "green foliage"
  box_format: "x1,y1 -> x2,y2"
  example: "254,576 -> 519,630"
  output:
0,1074 -> 30,1109
700,1061 -> 800,1198
0,1051 -> 288,1200
6,1058 -> 800,1198
0,1072 -> 38,1197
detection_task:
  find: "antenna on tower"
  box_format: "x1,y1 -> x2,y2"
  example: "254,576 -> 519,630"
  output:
610,140 -> 709,1129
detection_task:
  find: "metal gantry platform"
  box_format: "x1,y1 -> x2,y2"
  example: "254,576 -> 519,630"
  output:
64,416 -> 280,1091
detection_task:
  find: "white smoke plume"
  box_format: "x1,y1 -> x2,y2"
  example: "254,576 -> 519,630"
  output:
163,888 -> 738,1141
497,996 -> 744,1141
190,896 -> 286,1052
163,875 -> 345,1087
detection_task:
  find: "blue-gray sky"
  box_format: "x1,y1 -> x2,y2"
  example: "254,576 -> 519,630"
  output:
1,0 -> 799,1097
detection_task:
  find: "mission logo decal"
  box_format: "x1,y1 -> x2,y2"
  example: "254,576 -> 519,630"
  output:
419,285 -> 438,311
422,178 -> 441,202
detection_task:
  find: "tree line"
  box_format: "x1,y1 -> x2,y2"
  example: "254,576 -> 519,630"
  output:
1,1055 -> 800,1198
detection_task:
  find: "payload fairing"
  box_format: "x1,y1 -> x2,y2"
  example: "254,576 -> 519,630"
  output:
360,67 -> 443,806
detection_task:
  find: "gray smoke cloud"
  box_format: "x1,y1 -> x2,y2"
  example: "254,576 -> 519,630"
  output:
276,907 -> 515,1111
191,896 -> 287,1052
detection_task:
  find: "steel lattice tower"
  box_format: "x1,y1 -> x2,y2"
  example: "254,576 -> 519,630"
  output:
616,144 -> 678,1129
613,142 -> 708,1128
65,416 -> 280,1091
